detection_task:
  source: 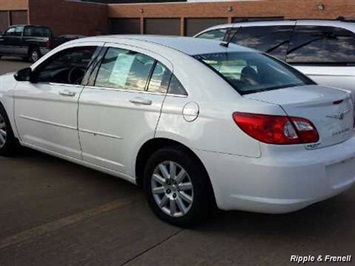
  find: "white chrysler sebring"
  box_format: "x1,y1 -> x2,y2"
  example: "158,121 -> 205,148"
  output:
0,36 -> 354,226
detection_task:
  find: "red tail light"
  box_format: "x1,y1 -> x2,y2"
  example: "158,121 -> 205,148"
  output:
46,40 -> 51,49
233,112 -> 319,144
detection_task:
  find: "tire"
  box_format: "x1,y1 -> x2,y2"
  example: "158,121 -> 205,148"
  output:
143,146 -> 215,227
29,47 -> 40,63
0,105 -> 19,156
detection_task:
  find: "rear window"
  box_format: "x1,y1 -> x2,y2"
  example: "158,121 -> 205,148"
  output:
193,52 -> 314,95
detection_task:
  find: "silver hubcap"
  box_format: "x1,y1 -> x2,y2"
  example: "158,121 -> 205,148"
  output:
31,51 -> 39,62
0,113 -> 7,148
151,161 -> 194,217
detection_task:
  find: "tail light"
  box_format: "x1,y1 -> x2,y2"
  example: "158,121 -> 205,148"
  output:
46,39 -> 51,49
233,112 -> 319,144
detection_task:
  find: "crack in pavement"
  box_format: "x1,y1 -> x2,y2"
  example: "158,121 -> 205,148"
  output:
0,199 -> 131,250
119,228 -> 184,266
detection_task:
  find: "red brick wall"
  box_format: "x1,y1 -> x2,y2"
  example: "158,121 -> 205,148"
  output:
28,0 -> 108,36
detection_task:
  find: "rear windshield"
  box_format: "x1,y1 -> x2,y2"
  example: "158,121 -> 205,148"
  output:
193,52 -> 314,95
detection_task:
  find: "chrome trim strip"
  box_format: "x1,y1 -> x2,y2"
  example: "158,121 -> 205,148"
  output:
83,85 -> 187,98
79,128 -> 123,140
19,115 -> 77,130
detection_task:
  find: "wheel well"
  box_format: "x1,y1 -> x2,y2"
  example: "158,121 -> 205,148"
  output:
135,138 -> 208,188
28,45 -> 39,55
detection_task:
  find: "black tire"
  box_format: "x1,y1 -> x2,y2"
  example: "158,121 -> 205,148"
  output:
0,105 -> 19,156
29,47 -> 40,63
143,146 -> 215,227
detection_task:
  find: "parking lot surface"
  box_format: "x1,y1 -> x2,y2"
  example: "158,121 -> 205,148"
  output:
0,58 -> 354,266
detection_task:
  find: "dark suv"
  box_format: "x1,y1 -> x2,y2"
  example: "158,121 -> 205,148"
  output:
0,24 -> 54,62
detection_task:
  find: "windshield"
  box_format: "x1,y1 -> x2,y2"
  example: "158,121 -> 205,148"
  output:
193,52 -> 315,95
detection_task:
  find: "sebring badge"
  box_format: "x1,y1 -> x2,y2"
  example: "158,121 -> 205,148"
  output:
326,109 -> 350,120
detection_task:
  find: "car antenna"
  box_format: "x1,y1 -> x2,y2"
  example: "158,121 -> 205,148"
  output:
220,27 -> 242,48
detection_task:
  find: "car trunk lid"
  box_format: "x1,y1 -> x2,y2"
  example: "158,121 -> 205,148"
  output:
244,85 -> 354,149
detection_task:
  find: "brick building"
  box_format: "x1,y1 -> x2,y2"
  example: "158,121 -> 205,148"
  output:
0,0 -> 354,36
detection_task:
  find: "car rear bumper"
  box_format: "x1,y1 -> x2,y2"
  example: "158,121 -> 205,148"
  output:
195,134 -> 355,213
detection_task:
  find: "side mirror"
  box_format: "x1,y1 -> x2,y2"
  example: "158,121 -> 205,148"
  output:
14,67 -> 33,82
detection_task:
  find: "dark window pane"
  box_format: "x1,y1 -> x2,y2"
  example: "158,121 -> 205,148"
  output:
196,29 -> 227,41
287,26 -> 355,64
36,47 -> 96,84
168,75 -> 187,95
231,26 -> 293,60
96,48 -> 154,91
147,62 -> 171,93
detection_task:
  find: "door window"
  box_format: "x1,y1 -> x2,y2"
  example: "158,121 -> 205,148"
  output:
147,62 -> 171,93
230,26 -> 294,60
95,48 -> 155,91
34,46 -> 97,84
286,26 -> 355,65
4,27 -> 16,36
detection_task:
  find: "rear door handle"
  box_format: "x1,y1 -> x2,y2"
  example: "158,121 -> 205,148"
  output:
59,90 -> 76,97
129,97 -> 152,105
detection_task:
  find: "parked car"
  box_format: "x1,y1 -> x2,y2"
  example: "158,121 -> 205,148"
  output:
195,18 -> 355,101
0,24 -> 56,62
0,36 -> 354,226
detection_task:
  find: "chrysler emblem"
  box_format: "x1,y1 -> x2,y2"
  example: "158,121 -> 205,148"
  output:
326,109 -> 350,120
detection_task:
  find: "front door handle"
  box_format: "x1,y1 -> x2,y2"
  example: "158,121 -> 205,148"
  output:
129,97 -> 152,105
59,90 -> 76,97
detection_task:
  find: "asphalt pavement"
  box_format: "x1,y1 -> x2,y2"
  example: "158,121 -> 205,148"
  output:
0,57 -> 354,266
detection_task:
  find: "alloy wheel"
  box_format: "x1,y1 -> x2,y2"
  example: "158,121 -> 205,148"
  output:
31,50 -> 39,62
0,113 -> 7,148
151,161 -> 194,217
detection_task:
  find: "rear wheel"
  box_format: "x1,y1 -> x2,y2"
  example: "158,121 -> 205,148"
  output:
0,105 -> 19,156
144,146 -> 215,227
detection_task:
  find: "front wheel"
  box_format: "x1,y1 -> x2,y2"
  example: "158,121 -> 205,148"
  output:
29,48 -> 40,63
144,146 -> 215,227
0,105 -> 19,156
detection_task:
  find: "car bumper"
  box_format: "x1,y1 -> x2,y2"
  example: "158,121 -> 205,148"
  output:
195,135 -> 355,213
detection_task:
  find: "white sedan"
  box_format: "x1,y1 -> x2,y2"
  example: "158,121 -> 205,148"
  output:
0,36 -> 354,226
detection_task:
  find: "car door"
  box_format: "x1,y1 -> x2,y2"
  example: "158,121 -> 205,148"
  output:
14,44 -> 101,159
78,43 -> 172,175
0,27 -> 18,55
286,23 -> 355,93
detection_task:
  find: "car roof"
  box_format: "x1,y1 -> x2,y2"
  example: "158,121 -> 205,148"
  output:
71,35 -> 254,56
196,19 -> 355,36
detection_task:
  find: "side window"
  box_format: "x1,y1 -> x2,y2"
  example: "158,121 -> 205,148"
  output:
286,26 -> 355,64
147,62 -> 171,93
14,26 -> 24,37
95,47 -> 155,91
23,27 -> 32,37
196,29 -> 227,41
231,26 -> 293,60
35,46 -> 97,84
168,75 -> 187,96
4,27 -> 16,36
